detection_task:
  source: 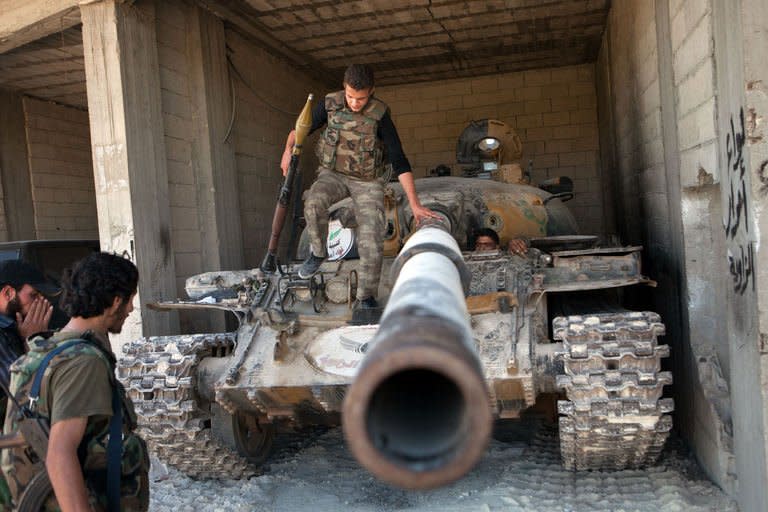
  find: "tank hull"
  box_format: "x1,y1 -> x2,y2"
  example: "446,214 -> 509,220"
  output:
118,177 -> 672,483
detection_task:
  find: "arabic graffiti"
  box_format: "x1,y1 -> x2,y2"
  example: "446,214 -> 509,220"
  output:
723,107 -> 755,295
728,242 -> 755,295
725,108 -> 748,238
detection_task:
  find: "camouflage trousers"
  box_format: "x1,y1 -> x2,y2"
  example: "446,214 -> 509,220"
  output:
304,169 -> 385,299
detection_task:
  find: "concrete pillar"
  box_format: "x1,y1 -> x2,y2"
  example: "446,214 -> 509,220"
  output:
654,0 -> 735,493
0,89 -> 35,241
80,0 -> 178,347
712,0 -> 768,509
186,5 -> 244,273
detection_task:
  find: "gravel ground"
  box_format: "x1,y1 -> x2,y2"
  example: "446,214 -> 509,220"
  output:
148,422 -> 737,512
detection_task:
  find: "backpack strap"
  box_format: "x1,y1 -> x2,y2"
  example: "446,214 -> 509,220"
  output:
107,383 -> 122,512
28,337 -> 122,512
28,340 -> 89,412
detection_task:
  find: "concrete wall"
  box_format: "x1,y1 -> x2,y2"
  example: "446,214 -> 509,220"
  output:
0,88 -> 31,241
668,0 -> 736,491
710,0 -> 768,509
22,97 -> 97,239
148,0 -> 325,332
376,65 -> 605,236
226,29 -> 324,267
0,167 -> 8,241
597,0 -> 734,493
155,0 -> 201,304
597,0 -> 768,504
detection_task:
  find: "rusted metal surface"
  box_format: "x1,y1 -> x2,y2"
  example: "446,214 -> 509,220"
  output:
466,291 -> 518,314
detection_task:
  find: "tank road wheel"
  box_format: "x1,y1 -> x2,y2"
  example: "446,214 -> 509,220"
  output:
16,469 -> 55,512
555,312 -> 674,471
118,334 -> 262,479
211,404 -> 275,466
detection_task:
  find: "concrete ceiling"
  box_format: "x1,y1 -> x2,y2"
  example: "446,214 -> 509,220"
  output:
0,0 -> 610,109
0,26 -> 86,108
214,0 -> 611,86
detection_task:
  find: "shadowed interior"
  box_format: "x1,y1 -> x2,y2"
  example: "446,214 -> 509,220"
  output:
365,368 -> 467,472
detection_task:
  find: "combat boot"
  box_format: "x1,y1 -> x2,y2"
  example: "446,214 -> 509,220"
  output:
349,296 -> 383,325
298,253 -> 325,279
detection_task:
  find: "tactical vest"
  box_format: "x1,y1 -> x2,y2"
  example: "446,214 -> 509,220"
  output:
316,90 -> 388,180
1,332 -> 149,511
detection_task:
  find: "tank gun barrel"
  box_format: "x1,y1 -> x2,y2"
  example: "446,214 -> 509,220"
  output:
342,220 -> 492,489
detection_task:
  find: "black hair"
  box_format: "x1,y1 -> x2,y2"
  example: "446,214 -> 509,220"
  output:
474,228 -> 500,246
60,252 -> 139,318
343,64 -> 375,90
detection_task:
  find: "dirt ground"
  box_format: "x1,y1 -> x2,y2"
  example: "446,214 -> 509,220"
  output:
148,420 -> 737,512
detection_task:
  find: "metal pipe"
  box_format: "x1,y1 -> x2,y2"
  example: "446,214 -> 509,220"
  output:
342,223 -> 492,489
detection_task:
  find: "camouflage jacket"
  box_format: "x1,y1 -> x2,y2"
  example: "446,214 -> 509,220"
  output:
1,331 -> 149,511
316,90 -> 389,180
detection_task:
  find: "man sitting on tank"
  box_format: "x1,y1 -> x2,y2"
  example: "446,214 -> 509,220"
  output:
473,228 -> 529,256
280,64 -> 439,314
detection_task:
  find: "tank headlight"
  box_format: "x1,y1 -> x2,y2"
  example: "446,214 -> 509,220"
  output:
540,254 -> 553,266
477,137 -> 500,152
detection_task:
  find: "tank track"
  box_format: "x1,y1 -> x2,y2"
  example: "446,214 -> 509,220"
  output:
118,333 -> 257,479
555,312 -> 673,470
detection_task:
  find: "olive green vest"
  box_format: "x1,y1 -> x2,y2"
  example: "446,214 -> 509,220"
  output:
316,90 -> 388,180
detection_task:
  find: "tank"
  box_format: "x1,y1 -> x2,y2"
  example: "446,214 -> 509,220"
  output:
117,120 -> 672,486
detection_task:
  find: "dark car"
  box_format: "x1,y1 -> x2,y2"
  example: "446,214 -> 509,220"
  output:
0,239 -> 100,328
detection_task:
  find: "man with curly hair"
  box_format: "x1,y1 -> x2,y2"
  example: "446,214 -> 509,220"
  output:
1,252 -> 149,511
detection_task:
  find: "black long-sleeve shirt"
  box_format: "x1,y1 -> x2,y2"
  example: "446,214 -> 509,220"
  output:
309,98 -> 412,176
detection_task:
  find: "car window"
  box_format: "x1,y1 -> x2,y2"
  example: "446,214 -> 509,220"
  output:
0,249 -> 21,264
36,245 -> 98,282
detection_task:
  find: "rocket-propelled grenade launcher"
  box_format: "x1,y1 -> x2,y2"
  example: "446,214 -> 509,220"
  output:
260,93 -> 314,273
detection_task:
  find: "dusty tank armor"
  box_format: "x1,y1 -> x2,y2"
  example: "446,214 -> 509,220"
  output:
117,120 -> 672,487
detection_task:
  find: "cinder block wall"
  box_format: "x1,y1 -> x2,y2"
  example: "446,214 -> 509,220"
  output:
22,97 -> 97,239
669,1 -> 730,373
225,30 -> 324,267
596,0 -> 734,495
156,0 -> 200,295
151,0 -> 324,331
375,64 -> 605,236
667,0 -> 734,493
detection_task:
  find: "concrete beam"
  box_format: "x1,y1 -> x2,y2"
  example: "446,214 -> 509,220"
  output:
0,0 -> 82,54
80,0 -> 178,348
0,89 -> 35,240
